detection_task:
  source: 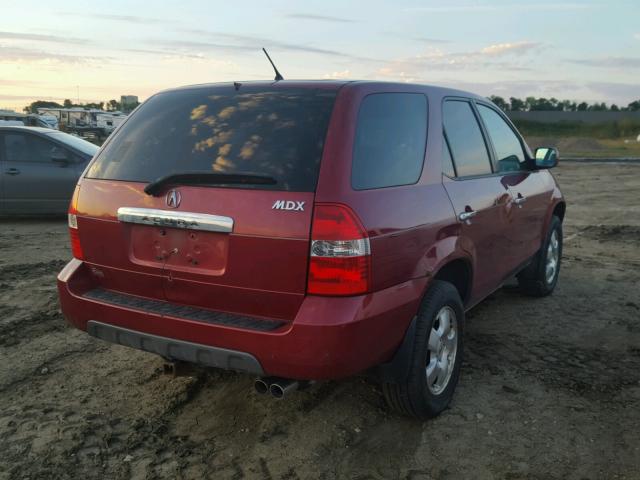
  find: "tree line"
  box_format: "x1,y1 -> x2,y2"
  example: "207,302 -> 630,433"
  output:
20,95 -> 640,115
23,98 -> 140,114
488,96 -> 640,112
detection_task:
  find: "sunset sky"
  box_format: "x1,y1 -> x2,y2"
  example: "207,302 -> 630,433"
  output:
1,0 -> 638,111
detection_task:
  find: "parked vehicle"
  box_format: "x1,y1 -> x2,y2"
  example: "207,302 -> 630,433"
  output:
32,114 -> 59,129
0,120 -> 25,127
0,110 -> 59,129
57,81 -> 564,418
0,126 -> 98,215
37,107 -> 127,142
95,113 -> 126,134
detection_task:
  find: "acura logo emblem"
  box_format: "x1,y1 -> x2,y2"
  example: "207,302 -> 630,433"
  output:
166,189 -> 181,208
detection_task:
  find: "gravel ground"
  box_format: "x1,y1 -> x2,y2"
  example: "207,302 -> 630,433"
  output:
1,162 -> 639,479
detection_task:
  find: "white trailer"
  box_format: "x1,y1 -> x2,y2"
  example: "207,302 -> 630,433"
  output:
96,113 -> 127,133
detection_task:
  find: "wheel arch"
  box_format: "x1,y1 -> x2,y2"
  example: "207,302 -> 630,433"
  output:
431,256 -> 473,307
541,199 -> 566,242
552,200 -> 566,222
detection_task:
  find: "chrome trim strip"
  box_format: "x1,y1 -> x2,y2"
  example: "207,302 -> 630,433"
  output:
117,207 -> 233,233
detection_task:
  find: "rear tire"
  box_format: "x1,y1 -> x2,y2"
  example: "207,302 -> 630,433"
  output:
382,280 -> 464,419
517,215 -> 563,297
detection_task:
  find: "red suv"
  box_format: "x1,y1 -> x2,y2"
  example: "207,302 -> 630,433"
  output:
57,81 -> 564,419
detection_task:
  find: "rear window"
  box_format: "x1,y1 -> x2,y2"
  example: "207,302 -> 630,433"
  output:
351,93 -> 427,190
86,86 -> 337,191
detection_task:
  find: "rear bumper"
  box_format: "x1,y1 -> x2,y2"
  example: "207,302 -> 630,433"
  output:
58,259 -> 427,380
87,321 -> 264,374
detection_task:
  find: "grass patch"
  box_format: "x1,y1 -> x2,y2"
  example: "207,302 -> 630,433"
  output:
525,136 -> 640,158
514,119 -> 640,140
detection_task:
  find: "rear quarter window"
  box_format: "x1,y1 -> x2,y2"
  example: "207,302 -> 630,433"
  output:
86,87 -> 337,192
351,93 -> 427,190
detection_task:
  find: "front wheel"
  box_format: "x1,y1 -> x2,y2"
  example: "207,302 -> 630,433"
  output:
517,215 -> 563,296
382,280 -> 464,419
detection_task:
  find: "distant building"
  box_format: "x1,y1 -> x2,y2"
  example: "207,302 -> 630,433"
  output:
120,95 -> 139,112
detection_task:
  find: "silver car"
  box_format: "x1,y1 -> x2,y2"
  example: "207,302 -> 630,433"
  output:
0,126 -> 98,215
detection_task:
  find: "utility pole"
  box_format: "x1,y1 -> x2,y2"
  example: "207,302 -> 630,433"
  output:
77,85 -> 80,105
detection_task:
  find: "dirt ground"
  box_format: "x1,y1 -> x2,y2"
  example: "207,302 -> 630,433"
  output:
1,162 -> 639,480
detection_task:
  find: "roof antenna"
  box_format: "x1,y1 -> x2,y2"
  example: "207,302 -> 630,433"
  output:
262,48 -> 284,81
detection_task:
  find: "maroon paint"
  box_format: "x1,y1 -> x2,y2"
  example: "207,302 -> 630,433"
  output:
57,81 -> 565,380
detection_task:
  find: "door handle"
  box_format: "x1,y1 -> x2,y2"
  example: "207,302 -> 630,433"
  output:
458,210 -> 477,222
513,194 -> 527,207
4,168 -> 20,176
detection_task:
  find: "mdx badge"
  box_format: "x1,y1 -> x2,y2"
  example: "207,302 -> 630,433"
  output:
272,200 -> 305,211
166,189 -> 181,208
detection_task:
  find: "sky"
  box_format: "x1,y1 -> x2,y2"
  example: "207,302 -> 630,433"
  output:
1,0 -> 639,111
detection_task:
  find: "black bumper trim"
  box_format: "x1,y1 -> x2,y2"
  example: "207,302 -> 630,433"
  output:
86,321 -> 265,375
83,288 -> 285,332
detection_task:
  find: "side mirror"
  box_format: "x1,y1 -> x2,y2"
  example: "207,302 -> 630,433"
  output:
51,147 -> 70,165
497,154 -> 521,172
534,147 -> 559,169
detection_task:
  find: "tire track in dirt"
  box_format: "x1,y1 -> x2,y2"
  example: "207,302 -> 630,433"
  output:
466,331 -> 640,399
0,259 -> 67,283
0,306 -> 66,347
2,163 -> 640,479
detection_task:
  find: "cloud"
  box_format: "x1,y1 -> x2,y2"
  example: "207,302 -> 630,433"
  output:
0,79 -> 41,87
323,70 -> 351,79
285,13 -> 355,23
155,38 -> 348,57
412,37 -> 451,44
125,47 -> 209,60
150,39 -> 254,55
480,41 -> 541,56
586,82 -> 640,103
0,31 -> 87,45
634,33 -> 640,40
402,79 -> 639,105
123,48 -> 239,68
374,41 -> 542,79
459,79 -> 582,95
0,45 -> 106,64
61,12 -> 176,26
382,31 -> 450,44
570,56 -> 640,69
0,93 -> 60,101
403,3 -> 595,13
156,30 -> 381,63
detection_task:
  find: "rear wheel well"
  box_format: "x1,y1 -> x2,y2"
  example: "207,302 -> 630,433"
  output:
433,259 -> 472,305
553,201 -> 566,222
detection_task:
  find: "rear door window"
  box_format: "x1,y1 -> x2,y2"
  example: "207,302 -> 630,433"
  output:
443,100 -> 492,177
4,133 -> 30,162
86,87 -> 337,192
477,104 -> 526,172
48,132 -> 98,157
4,133 -> 58,163
351,93 -> 427,190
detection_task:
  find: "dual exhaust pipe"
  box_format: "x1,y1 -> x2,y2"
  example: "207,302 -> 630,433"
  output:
161,362 -> 305,399
255,377 -> 301,399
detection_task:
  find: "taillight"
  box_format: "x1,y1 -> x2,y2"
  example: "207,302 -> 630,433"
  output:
307,204 -> 371,296
68,185 -> 84,260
